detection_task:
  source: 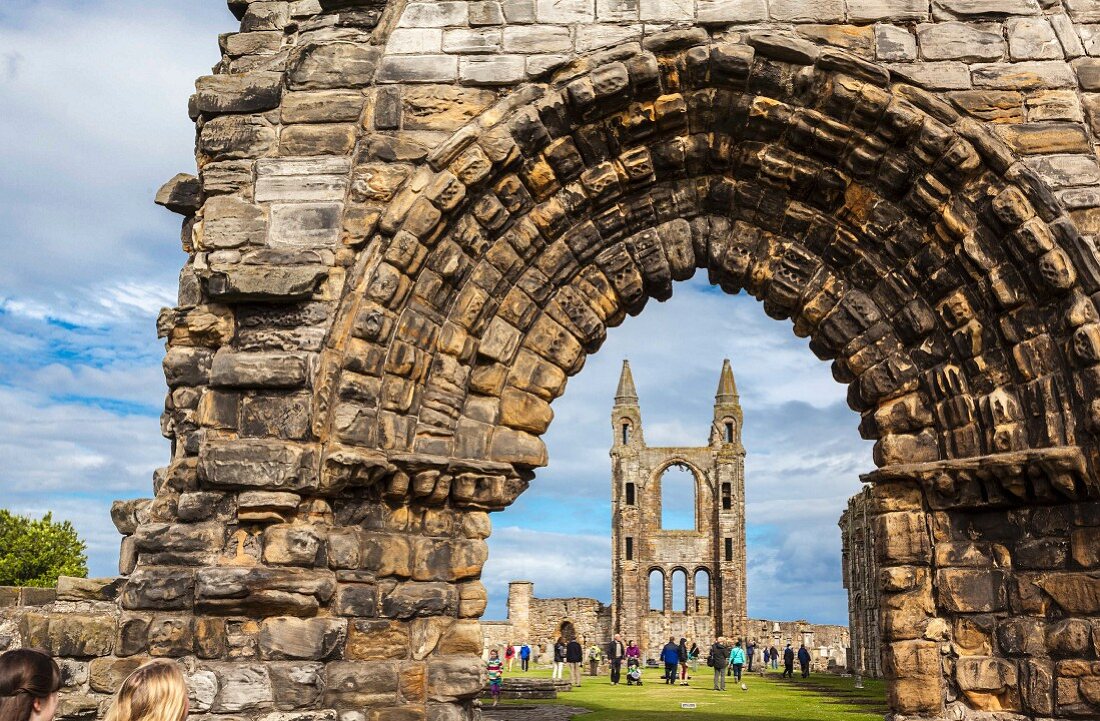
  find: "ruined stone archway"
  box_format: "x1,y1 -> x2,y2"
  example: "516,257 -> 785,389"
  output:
297,38 -> 1100,719
8,5 -> 1100,721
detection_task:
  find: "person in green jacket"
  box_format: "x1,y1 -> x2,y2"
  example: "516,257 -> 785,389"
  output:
728,641 -> 746,683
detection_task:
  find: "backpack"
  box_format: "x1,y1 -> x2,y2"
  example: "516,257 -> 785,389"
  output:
706,651 -> 714,667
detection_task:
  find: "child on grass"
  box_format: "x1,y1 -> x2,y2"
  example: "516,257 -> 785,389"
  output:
486,650 -> 503,707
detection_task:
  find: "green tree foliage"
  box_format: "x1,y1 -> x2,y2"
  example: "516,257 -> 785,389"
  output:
0,510 -> 88,587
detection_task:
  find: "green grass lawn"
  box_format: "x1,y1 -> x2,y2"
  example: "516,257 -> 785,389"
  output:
496,666 -> 887,720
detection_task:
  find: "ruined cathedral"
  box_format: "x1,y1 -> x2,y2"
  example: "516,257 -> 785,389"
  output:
610,359 -> 748,652
482,361 -> 848,662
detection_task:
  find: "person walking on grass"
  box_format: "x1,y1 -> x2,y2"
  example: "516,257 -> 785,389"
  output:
486,650 -> 503,707
798,643 -> 811,678
661,637 -> 680,685
677,637 -> 690,685
504,644 -> 515,672
519,643 -> 530,672
708,637 -> 729,691
770,645 -> 779,670
689,641 -> 700,674
608,634 -> 625,685
553,637 -> 567,680
566,636 -> 584,687
762,647 -> 770,670
782,644 -> 795,678
728,641 -> 746,683
745,641 -> 755,673
626,640 -> 640,664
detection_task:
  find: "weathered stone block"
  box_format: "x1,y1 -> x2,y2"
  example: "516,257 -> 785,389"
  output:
194,72 -> 284,114
936,568 -> 1007,612
427,656 -> 483,702
199,439 -> 318,492
288,43 -> 382,89
346,620 -> 410,660
264,524 -> 327,566
323,662 -> 399,708
259,617 -> 346,660
200,115 -> 277,160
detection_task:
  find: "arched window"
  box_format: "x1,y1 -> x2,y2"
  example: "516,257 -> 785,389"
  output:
625,482 -> 636,505
622,421 -> 631,444
694,569 -> 711,614
671,569 -> 687,612
660,464 -> 695,530
694,568 -> 710,597
725,421 -> 734,443
648,569 -> 664,612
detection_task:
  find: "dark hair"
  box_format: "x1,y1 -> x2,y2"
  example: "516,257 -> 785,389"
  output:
0,649 -> 61,721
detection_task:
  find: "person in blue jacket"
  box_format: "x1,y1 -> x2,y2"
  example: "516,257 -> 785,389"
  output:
660,637 -> 680,684
797,644 -> 811,678
519,643 -> 531,672
728,640 -> 746,682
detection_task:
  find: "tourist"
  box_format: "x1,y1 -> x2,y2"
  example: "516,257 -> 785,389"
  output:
486,650 -> 503,707
677,638 -> 689,686
0,649 -> 61,721
626,640 -> 640,663
504,643 -> 515,672
104,659 -> 189,721
566,636 -> 583,687
553,637 -> 567,680
761,647 -> 769,670
770,645 -> 779,670
782,644 -> 795,678
745,641 -> 755,672
660,637 -> 679,685
798,644 -> 811,678
728,641 -> 745,683
688,641 -> 700,673
586,640 -> 602,677
608,634 -> 625,685
519,643 -> 530,672
707,637 -> 729,691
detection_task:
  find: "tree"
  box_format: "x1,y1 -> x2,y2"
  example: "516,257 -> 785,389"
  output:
0,510 -> 88,587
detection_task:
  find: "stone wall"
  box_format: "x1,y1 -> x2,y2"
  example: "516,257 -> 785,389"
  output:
841,487 -> 883,679
478,581 -> 611,657
14,0 -> 1100,720
746,618 -> 851,670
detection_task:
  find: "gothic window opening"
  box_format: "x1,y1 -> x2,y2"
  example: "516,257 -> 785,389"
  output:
660,464 -> 695,530
625,482 -> 635,505
721,482 -> 732,510
694,569 -> 711,613
648,569 -> 665,612
622,421 -> 631,444
725,421 -> 734,443
725,537 -> 733,562
625,537 -> 633,560
671,569 -> 687,612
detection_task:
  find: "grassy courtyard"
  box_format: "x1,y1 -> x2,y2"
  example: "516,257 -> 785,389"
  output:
496,666 -> 887,720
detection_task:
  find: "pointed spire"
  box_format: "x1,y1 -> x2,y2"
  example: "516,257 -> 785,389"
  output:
715,358 -> 739,404
615,360 -> 639,406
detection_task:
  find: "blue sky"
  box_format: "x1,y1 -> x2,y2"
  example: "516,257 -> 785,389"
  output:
0,1 -> 873,627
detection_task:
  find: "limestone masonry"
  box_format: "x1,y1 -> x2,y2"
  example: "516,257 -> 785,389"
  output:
5,0 -> 1100,719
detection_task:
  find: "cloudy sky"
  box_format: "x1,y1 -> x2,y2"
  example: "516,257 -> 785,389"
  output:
0,1 -> 873,627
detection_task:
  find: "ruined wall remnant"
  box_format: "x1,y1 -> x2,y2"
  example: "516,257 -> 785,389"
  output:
7,0 -> 1100,719
611,359 -> 747,656
841,486 -> 883,679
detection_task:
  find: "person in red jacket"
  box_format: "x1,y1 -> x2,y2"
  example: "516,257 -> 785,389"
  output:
504,643 -> 516,672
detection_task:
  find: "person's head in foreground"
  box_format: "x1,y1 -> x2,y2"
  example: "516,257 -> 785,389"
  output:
0,649 -> 61,721
105,660 -> 189,721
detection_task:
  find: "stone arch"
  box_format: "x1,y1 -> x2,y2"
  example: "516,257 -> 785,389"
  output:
304,35 -> 1100,720
315,36 -> 1100,515
653,460 -> 703,531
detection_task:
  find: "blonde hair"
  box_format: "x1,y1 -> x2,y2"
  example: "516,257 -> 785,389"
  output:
104,661 -> 188,721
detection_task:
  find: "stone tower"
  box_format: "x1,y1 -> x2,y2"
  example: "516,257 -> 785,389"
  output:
610,360 -> 747,656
